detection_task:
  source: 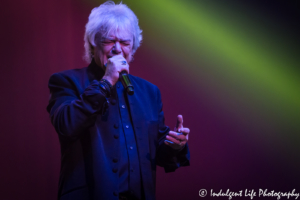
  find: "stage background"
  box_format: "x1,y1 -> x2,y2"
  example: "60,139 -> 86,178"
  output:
0,0 -> 299,199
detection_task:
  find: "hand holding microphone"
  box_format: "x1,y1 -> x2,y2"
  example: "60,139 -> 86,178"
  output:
102,55 -> 134,95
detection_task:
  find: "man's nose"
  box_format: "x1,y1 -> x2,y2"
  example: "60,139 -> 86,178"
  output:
111,41 -> 122,54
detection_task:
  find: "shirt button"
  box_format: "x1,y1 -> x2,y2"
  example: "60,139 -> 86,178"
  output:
126,125 -> 129,129
130,168 -> 134,172
114,134 -> 119,139
117,83 -> 120,88
112,168 -> 118,173
114,124 -> 119,129
121,105 -> 125,108
113,158 -> 118,163
129,146 -> 133,150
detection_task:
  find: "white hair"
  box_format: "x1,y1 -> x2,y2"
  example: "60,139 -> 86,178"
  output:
84,1 -> 143,63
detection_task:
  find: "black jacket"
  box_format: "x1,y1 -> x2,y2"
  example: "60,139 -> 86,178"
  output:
47,60 -> 190,200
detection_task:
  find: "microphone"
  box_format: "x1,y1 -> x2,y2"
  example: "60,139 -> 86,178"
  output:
119,71 -> 134,95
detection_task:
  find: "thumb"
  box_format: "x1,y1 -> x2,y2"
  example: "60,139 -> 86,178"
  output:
175,115 -> 183,132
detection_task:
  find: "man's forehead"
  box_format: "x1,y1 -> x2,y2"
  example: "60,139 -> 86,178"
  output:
103,30 -> 132,40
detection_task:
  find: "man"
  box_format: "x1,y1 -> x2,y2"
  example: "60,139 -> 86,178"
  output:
47,1 -> 190,200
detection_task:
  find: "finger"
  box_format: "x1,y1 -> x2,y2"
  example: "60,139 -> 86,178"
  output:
166,135 -> 184,145
115,58 -> 129,73
108,57 -> 129,74
110,55 -> 128,65
169,130 -> 183,136
180,127 -> 190,141
168,131 -> 187,141
175,115 -> 183,131
164,139 -> 174,144
118,64 -> 129,74
164,140 -> 186,150
108,55 -> 127,65
180,127 -> 190,135
170,128 -> 190,136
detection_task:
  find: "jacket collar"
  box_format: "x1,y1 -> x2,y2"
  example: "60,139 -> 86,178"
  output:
87,58 -> 105,81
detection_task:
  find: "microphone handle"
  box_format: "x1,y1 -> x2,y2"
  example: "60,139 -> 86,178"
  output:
119,71 -> 134,95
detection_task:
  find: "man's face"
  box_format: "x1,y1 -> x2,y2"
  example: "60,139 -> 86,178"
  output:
93,29 -> 133,69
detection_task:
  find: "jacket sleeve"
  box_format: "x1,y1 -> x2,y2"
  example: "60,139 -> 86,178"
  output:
155,88 -> 190,173
47,73 -> 108,139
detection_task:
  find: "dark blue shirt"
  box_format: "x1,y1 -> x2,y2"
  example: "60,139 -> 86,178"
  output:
115,81 -> 142,199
